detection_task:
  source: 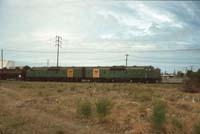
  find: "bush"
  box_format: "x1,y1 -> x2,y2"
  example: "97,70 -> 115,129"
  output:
77,100 -> 92,118
57,89 -> 64,93
96,98 -> 112,119
183,70 -> 200,93
152,100 -> 166,131
194,121 -> 200,134
171,118 -> 183,133
38,91 -> 43,96
182,78 -> 199,93
134,92 -> 152,102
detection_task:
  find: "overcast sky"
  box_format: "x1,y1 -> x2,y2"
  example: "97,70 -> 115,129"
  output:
0,0 -> 200,72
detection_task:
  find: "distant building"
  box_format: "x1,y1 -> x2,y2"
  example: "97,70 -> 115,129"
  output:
162,74 -> 175,79
0,60 -> 15,69
162,74 -> 183,83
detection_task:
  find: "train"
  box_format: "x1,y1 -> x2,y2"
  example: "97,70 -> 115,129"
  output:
0,66 -> 161,83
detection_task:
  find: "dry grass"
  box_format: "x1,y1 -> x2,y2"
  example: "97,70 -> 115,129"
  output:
0,81 -> 200,134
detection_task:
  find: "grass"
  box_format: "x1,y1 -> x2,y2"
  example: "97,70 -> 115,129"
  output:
96,98 -> 112,119
0,81 -> 199,134
152,100 -> 166,132
194,121 -> 200,134
132,90 -> 153,102
171,117 -> 184,134
77,100 -> 92,118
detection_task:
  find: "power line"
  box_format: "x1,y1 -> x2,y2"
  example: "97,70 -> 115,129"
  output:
129,55 -> 200,61
3,49 -> 199,63
3,48 -> 200,54
11,55 -> 199,65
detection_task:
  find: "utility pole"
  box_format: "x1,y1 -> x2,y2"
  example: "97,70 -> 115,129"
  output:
55,35 -> 62,67
125,54 -> 129,67
173,68 -> 176,75
189,66 -> 194,71
47,59 -> 49,67
1,49 -> 3,69
184,67 -> 188,74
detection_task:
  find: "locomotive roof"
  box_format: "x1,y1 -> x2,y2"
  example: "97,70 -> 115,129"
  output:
30,66 -> 156,70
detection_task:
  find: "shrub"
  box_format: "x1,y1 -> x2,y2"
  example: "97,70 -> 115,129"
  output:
182,70 -> 200,93
171,118 -> 183,133
77,100 -> 92,118
56,130 -> 65,134
38,91 -> 43,96
194,121 -> 200,134
152,100 -> 166,131
96,98 -> 112,119
57,89 -> 64,93
134,92 -> 152,102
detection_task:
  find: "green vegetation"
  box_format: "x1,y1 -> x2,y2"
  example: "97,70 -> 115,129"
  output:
183,70 -> 200,93
56,130 -> 65,134
194,121 -> 200,134
0,81 -> 200,134
171,118 -> 183,134
133,90 -> 153,102
76,98 -> 113,120
57,89 -> 64,93
96,98 -> 112,119
152,100 -> 166,132
77,100 -> 92,118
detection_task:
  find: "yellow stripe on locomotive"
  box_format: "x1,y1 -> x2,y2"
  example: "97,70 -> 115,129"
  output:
93,68 -> 100,78
67,68 -> 73,78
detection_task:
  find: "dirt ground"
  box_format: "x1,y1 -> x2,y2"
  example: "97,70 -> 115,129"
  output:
0,81 -> 200,134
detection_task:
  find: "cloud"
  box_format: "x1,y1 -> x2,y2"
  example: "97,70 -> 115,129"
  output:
0,0 -> 200,72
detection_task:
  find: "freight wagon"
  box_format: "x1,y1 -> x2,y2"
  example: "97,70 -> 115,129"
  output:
0,66 -> 30,80
26,66 -> 161,83
0,69 -> 22,80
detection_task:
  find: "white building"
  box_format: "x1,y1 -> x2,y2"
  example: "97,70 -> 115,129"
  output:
0,60 -> 15,69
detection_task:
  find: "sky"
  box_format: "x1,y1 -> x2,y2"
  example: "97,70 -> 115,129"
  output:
0,0 -> 200,73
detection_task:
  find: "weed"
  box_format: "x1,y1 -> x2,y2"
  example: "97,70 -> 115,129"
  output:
38,91 -> 43,96
178,103 -> 192,112
70,87 -> 76,91
77,100 -> 92,118
194,121 -> 200,134
19,83 -> 32,89
138,105 -> 148,121
171,118 -> 183,133
57,89 -> 64,93
37,84 -> 46,88
152,100 -> 166,132
123,114 -> 133,131
96,98 -> 112,119
136,92 -> 152,102
56,130 -> 65,134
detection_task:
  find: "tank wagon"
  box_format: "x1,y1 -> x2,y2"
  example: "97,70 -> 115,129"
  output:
26,66 -> 161,83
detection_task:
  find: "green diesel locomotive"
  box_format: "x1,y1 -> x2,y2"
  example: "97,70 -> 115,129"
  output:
26,66 -> 161,83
